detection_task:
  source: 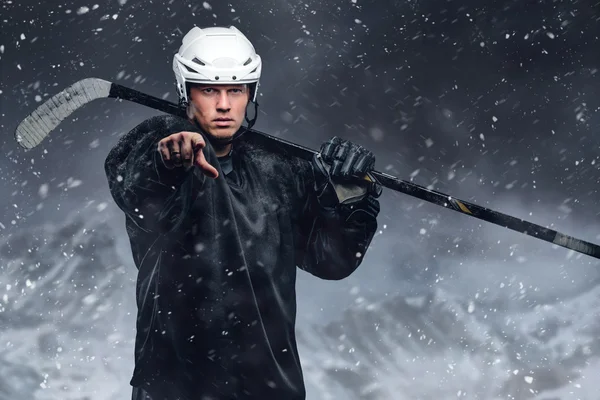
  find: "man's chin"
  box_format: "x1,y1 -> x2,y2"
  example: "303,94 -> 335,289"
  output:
207,127 -> 238,139
202,127 -> 241,147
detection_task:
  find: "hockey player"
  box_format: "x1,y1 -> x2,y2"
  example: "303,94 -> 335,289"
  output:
104,25 -> 382,400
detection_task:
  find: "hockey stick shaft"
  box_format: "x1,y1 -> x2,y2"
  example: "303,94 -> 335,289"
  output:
14,78 -> 600,260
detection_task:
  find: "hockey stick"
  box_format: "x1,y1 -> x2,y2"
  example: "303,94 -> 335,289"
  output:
13,77 -> 600,260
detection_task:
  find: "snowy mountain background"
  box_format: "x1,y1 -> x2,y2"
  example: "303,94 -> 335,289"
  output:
1,199 -> 599,400
2,0 -> 600,399
0,209 -> 135,400
300,284 -> 600,400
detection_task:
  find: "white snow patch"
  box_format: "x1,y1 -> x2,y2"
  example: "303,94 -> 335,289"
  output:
369,127 -> 384,141
38,184 -> 49,198
467,301 -> 475,313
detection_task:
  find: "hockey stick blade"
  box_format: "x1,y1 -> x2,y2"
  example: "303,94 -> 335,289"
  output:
13,78 -> 600,260
15,78 -> 112,149
14,77 -> 187,150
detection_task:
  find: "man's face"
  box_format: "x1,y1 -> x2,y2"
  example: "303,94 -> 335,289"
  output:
188,83 -> 250,140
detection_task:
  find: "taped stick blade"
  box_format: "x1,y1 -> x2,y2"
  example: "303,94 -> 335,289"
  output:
14,78 -> 112,150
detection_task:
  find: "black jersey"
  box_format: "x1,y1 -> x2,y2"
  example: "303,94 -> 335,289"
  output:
104,114 -> 378,399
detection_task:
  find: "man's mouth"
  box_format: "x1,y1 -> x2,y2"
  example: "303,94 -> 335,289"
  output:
214,118 -> 234,127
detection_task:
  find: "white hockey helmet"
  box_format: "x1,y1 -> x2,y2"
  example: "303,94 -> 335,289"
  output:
173,25 -> 262,105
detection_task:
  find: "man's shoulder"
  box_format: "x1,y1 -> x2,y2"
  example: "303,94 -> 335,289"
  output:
240,133 -> 312,177
121,114 -> 196,147
238,133 -> 315,205
106,115 -> 195,167
130,114 -> 196,136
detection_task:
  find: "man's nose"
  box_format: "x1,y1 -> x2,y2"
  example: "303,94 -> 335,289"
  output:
216,91 -> 231,110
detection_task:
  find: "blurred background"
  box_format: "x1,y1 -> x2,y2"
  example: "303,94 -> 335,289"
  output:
1,0 -> 599,398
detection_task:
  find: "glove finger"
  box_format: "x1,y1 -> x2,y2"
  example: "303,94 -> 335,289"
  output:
330,159 -> 344,178
333,140 -> 349,159
331,141 -> 350,177
340,149 -> 360,178
353,151 -> 374,176
320,137 -> 341,161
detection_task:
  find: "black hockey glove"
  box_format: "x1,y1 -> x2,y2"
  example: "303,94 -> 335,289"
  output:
312,136 -> 382,217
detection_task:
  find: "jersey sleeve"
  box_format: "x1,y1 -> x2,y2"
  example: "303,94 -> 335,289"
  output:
104,115 -> 204,234
292,159 -> 378,280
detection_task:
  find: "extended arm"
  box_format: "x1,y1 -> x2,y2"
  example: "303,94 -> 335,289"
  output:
104,115 -> 203,234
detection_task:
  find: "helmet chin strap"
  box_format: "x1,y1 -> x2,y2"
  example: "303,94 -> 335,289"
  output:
190,101 -> 259,147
